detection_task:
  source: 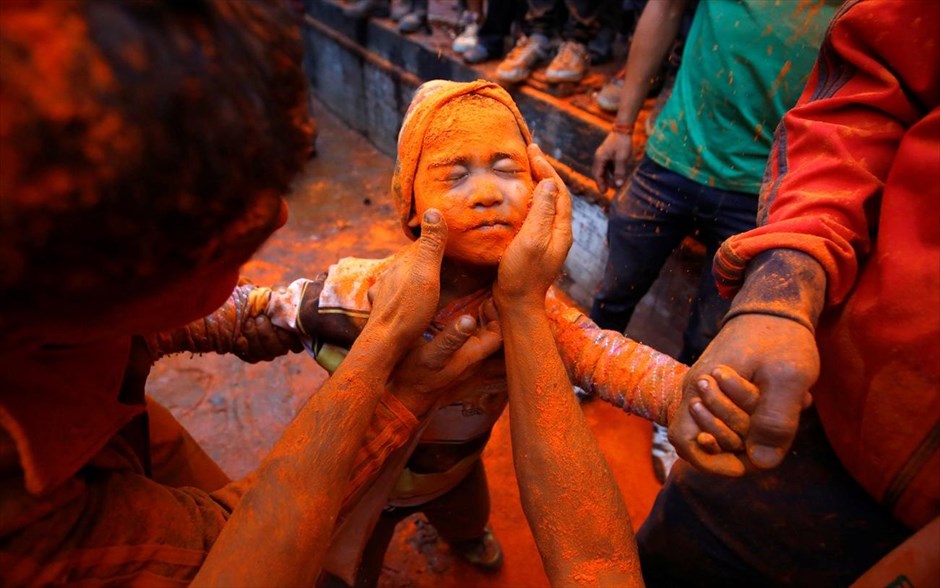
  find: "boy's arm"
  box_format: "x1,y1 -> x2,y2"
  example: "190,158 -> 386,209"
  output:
193,211 -> 452,587
142,278 -> 305,363
546,290 -> 686,426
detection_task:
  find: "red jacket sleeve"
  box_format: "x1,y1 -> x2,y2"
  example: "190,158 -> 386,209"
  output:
713,0 -> 940,306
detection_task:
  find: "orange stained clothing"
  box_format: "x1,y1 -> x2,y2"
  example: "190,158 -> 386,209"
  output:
713,0 -> 940,530
0,285 -> 418,586
296,257 -> 687,583
546,290 -> 686,427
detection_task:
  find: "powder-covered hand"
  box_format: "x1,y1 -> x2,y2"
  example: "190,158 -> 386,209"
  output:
684,368 -> 759,456
366,209 -> 448,355
494,144 -> 573,306
234,313 -> 305,363
142,282 -> 304,363
670,314 -> 818,476
592,131 -> 633,193
389,312 -> 502,417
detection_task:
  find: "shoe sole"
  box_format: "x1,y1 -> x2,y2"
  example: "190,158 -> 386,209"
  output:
545,71 -> 586,83
497,70 -> 530,83
458,544 -> 504,572
595,94 -> 620,112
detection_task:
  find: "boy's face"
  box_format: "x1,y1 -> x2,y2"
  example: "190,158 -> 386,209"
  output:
412,99 -> 534,267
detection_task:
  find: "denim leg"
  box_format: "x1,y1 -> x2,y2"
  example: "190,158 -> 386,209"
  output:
590,157 -> 693,333
561,0 -> 601,42
679,186 -> 758,363
637,409 -> 911,587
525,0 -> 563,37
478,0 -> 526,55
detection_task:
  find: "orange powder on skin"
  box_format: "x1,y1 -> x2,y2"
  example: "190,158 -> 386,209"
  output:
519,344 -> 642,583
411,95 -> 535,271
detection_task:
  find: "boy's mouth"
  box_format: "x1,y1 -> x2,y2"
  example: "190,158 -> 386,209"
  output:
467,219 -> 513,230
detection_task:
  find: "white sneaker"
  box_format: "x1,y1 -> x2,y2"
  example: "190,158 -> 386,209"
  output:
452,13 -> 480,54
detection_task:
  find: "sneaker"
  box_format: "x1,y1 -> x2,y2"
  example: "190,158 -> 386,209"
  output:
398,9 -> 428,34
496,34 -> 552,83
451,526 -> 504,572
651,423 -> 679,483
452,12 -> 480,53
545,40 -> 590,83
462,42 -> 493,64
595,69 -> 624,112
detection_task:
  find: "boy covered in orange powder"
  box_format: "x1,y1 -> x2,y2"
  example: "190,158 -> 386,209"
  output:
249,80 -> 754,586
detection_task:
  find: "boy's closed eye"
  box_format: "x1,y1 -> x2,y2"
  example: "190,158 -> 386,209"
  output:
493,159 -> 525,176
443,166 -> 470,183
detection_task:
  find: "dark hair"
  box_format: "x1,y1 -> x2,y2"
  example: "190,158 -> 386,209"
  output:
0,0 -> 311,311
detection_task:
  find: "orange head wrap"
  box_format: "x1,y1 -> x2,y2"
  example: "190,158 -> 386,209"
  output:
391,79 -> 533,239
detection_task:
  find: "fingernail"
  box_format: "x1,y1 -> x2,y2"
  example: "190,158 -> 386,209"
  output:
697,379 -> 710,393
457,315 -> 476,334
543,180 -> 557,194
424,209 -> 441,223
691,401 -> 706,414
615,179 -> 624,187
750,445 -> 778,466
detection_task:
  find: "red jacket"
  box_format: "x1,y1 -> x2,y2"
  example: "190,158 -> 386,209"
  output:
714,0 -> 939,529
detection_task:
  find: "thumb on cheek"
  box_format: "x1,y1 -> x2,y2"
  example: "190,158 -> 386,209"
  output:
417,209 -> 447,260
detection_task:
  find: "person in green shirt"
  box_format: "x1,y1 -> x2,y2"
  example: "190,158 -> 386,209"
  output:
589,0 -> 836,481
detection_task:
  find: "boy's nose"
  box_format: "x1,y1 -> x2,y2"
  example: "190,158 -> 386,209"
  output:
469,177 -> 504,208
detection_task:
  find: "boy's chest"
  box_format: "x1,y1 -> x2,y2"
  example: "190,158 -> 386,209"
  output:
420,351 -> 507,444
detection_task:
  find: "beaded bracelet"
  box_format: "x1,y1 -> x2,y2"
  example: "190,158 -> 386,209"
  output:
611,121 -> 633,135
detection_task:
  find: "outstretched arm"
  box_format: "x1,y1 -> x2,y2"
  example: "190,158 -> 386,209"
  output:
670,250 -> 822,476
143,278 -> 304,363
546,291 -> 686,426
497,145 -> 642,586
193,210 -> 451,587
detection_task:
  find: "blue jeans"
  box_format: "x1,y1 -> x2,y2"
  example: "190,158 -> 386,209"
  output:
526,0 -> 601,43
637,409 -> 911,586
590,156 -> 758,364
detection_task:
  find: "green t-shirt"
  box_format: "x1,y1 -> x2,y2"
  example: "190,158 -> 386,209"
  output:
646,0 -> 837,194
